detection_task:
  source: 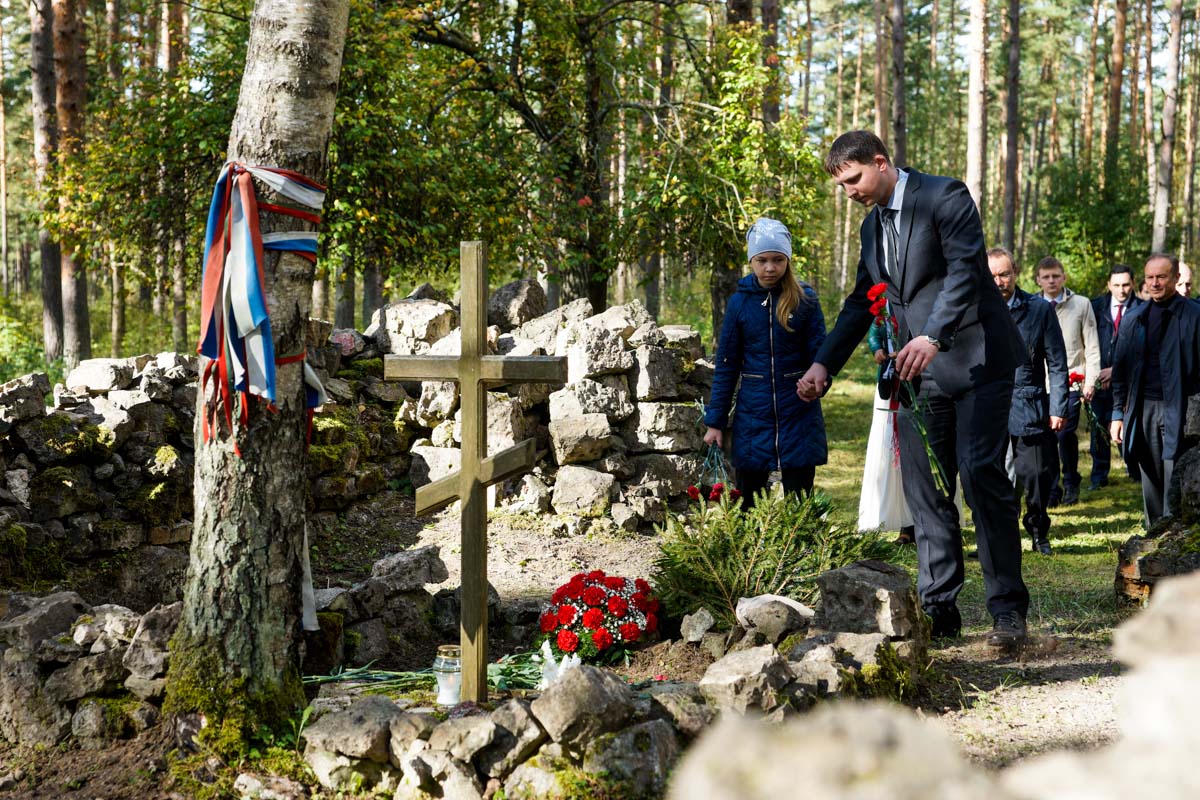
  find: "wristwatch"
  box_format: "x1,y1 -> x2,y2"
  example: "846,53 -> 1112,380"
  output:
921,335 -> 943,351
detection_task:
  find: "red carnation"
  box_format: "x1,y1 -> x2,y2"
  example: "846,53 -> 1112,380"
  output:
632,592 -> 650,611
687,485 -> 701,501
587,569 -> 607,582
608,596 -> 629,617
564,579 -> 585,600
591,628 -> 614,651
551,587 -> 567,605
604,576 -> 627,591
868,282 -> 888,301
556,629 -> 579,652
646,596 -> 661,614
869,297 -> 888,317
557,605 -> 577,625
730,489 -> 742,501
582,608 -> 605,629
708,486 -> 723,501
635,579 -> 651,594
540,612 -> 558,633
645,613 -> 658,633
619,622 -> 642,642
1069,371 -> 1085,385
583,586 -> 607,607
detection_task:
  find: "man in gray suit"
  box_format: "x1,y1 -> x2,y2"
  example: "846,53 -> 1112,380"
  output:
797,131 -> 1030,647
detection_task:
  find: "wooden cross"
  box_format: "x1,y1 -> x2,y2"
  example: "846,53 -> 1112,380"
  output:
383,241 -> 567,702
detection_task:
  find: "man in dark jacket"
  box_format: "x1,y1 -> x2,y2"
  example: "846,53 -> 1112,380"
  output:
1111,253 -> 1200,526
1090,265 -> 1142,489
989,248 -> 1068,555
797,130 -> 1030,647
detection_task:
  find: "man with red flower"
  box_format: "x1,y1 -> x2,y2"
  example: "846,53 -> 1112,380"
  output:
798,130 -> 1030,648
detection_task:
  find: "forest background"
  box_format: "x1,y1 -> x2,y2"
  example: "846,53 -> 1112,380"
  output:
0,0 -> 1190,384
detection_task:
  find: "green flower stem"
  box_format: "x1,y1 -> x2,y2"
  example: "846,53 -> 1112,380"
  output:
900,380 -> 951,496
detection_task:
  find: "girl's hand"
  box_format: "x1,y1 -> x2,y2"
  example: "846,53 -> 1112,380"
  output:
873,349 -> 887,365
703,427 -> 723,448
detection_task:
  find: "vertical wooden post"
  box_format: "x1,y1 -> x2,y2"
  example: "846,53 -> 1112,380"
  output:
459,241 -> 488,703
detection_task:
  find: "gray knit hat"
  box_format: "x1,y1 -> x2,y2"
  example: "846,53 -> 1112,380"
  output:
746,217 -> 793,260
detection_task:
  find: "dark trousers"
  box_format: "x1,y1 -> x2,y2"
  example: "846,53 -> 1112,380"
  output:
737,466 -> 815,508
1052,390 -> 1082,496
898,376 -> 1029,617
1135,399 -> 1175,526
1089,390 -> 1113,486
1012,431 -> 1058,542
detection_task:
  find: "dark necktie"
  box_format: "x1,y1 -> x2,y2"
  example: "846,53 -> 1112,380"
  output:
879,208 -> 899,281
1114,302 -> 1124,334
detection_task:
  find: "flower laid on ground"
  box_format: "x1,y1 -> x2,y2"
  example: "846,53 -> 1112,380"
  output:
540,570 -> 660,662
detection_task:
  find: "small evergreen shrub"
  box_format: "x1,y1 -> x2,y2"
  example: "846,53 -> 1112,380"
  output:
651,485 -> 890,626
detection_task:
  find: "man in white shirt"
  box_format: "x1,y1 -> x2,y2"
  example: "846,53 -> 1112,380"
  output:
1035,257 -> 1101,506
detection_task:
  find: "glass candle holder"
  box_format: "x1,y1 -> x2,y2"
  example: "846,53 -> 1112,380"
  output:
432,644 -> 462,706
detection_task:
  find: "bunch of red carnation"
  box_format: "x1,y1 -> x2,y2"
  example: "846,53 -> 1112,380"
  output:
687,482 -> 742,503
538,570 -> 660,661
868,283 -> 896,325
1068,371 -> 1086,387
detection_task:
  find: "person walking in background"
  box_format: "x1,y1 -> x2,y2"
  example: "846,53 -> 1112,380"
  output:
1090,265 -> 1142,490
1111,253 -> 1200,527
797,131 -> 1030,647
1177,263 -> 1193,299
989,248 -> 1068,555
703,218 -> 828,506
1034,257 -> 1101,507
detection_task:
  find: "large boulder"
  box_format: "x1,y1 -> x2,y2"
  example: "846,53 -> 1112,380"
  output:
548,378 -> 634,422
631,345 -> 682,401
816,560 -> 922,639
0,591 -> 90,651
698,645 -> 792,714
0,373 -> 50,434
583,300 -> 655,341
303,695 -> 406,791
582,720 -> 679,797
366,300 -> 457,355
512,298 -> 593,354
668,703 -> 1005,800
630,453 -> 702,495
370,546 -> 450,593
550,466 -> 615,517
556,322 -> 634,383
489,278 -> 548,331
549,414 -> 612,465
410,446 -> 462,489
529,665 -> 635,750
476,699 -> 547,778
65,359 -> 136,394
622,402 -> 702,454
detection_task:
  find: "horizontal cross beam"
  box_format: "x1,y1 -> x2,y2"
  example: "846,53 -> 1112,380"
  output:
414,437 -> 538,516
384,355 -> 567,386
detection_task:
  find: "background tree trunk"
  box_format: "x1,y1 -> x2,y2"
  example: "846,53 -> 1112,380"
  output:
109,243 -> 124,357
30,0 -> 63,363
966,0 -> 988,210
874,0 -> 889,141
165,0 -> 351,729
1184,9 -> 1200,257
1153,0 -> 1185,251
1082,0 -> 1101,168
1144,0 -> 1156,210
890,0 -> 906,165
361,252 -> 383,325
1105,0 -> 1128,187
334,252 -> 355,329
53,0 -> 89,369
761,0 -> 780,126
166,0 -> 187,352
727,0 -> 751,25
1002,0 -> 1019,251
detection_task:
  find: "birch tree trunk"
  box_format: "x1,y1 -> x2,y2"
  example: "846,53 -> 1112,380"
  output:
1106,0 -> 1128,187
30,0 -> 63,362
890,0 -> 907,166
1002,0 -> 1018,250
1153,0 -> 1185,252
165,0 -> 351,731
53,0 -> 89,369
966,0 -> 988,210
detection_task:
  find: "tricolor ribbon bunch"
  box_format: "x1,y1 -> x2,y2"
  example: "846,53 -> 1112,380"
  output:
197,162 -> 329,454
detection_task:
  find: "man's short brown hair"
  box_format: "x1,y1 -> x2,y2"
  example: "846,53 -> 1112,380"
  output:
1145,252 -> 1180,275
988,247 -> 1016,271
824,130 -> 891,176
1036,256 -> 1063,275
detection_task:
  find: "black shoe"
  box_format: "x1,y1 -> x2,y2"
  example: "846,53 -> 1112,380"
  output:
894,526 -> 915,545
987,610 -> 1027,647
1033,538 -> 1052,555
925,605 -> 962,639
967,549 -> 979,560
1047,491 -> 1061,509
1087,480 -> 1107,491
1062,488 -> 1080,506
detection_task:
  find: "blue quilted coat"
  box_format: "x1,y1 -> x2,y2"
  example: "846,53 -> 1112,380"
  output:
704,273 -> 828,471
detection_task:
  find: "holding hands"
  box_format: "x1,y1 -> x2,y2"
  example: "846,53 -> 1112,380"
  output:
796,363 -> 830,402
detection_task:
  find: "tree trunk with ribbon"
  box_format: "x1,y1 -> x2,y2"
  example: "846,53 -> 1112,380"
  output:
164,0 -> 350,736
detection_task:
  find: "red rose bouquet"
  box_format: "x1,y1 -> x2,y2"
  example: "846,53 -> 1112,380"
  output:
539,570 -> 660,662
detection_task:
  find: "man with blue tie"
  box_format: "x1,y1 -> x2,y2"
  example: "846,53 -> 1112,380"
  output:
1089,265 -> 1141,490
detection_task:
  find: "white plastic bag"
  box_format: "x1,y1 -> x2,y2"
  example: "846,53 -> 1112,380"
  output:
858,400 -> 913,531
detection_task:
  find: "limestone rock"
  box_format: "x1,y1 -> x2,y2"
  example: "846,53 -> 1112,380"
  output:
630,453 -> 703,495
611,503 -> 639,532
410,446 -> 462,489
0,373 -> 50,434
549,414 -> 611,465
512,298 -> 593,354
371,545 -> 450,593
816,560 -> 922,639
0,649 -> 71,745
660,325 -> 705,360
387,712 -> 437,764
622,402 -> 702,454
631,345 -> 682,401
65,359 -> 135,393
330,328 -> 367,357
583,300 -> 654,341
345,618 -> 390,665
304,695 -> 406,772
628,322 -> 667,348
668,703 -> 1005,800
115,546 -> 188,611
736,596 -> 813,645
427,715 -> 497,763
1115,524 -> 1200,606
556,322 -> 634,383
529,665 -> 636,749
698,645 -> 792,714
476,698 -> 547,778
366,300 -> 458,355
502,475 -> 552,514
550,466 -> 615,517
644,681 -> 716,739
489,278 -> 548,331
786,643 -> 846,697
582,719 -> 679,797
681,607 -> 716,644
548,378 -> 634,422
501,746 -> 571,800
0,591 -> 90,651
416,381 -> 460,426
43,648 -> 128,703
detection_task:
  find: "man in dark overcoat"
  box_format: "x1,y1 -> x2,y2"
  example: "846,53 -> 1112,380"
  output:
797,130 -> 1030,646
1089,264 -> 1142,489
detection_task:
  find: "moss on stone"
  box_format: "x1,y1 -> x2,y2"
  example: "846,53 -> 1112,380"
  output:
311,405 -> 369,454
336,357 -> 384,382
122,481 -> 185,527
307,439 -> 360,476
154,445 -> 180,470
0,522 -> 65,586
24,413 -> 114,462
28,466 -> 103,515
839,642 -> 920,702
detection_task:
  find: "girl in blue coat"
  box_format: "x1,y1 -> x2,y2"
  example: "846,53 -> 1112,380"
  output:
703,218 -> 828,505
